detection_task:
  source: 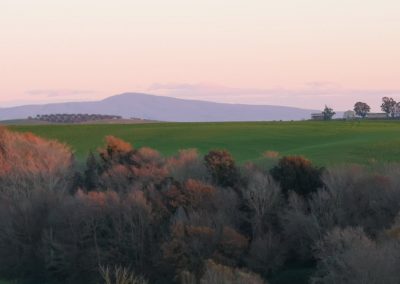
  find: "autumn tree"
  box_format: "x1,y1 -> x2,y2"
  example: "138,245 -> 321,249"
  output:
353,101 -> 371,118
204,150 -> 239,187
89,136 -> 168,192
162,223 -> 248,279
0,127 -> 74,194
99,136 -> 134,166
167,149 -> 209,182
270,156 -> 324,197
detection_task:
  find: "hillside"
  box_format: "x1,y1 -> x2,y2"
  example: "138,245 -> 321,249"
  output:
0,93 -> 320,122
9,120 -> 400,165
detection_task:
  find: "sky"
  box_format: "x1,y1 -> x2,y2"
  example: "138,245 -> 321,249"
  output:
1,0 -> 399,111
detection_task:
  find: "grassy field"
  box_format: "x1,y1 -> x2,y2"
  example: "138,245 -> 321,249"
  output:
8,120 -> 400,165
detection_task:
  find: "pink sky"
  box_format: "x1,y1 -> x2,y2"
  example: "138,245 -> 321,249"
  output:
1,0 -> 399,111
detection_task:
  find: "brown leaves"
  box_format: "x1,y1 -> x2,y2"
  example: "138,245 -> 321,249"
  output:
0,127 -> 74,194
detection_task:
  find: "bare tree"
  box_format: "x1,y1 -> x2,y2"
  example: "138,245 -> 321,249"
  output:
242,172 -> 282,237
312,227 -> 400,284
100,265 -> 148,284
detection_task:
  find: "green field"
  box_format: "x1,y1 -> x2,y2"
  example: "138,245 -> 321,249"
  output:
8,120 -> 400,165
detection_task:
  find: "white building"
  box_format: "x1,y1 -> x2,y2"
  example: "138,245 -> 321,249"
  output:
343,110 -> 356,120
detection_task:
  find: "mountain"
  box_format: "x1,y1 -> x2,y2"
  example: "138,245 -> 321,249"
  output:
0,93 -> 321,122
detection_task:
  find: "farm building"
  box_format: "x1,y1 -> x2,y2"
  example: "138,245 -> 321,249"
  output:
343,110 -> 356,120
311,113 -> 324,120
367,113 -> 387,119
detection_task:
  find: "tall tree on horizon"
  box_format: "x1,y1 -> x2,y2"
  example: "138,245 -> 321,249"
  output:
354,102 -> 371,118
322,105 -> 336,120
381,97 -> 397,118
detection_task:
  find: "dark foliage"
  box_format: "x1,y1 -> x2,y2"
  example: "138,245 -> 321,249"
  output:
204,150 -> 239,188
322,105 -> 335,120
353,102 -> 371,118
270,156 -> 324,197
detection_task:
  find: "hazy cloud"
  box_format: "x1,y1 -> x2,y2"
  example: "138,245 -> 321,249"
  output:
147,83 -> 400,111
26,89 -> 96,98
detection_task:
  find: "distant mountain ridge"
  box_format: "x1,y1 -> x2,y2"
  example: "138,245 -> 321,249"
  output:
0,93 -> 322,122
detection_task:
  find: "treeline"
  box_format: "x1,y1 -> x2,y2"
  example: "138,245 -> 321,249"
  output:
1,127 -> 400,284
320,96 -> 400,120
30,114 -> 122,123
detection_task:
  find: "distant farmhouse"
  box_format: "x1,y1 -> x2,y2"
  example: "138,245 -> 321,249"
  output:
312,110 -> 388,120
30,114 -> 122,123
343,110 -> 356,120
311,113 -> 324,120
366,113 -> 387,119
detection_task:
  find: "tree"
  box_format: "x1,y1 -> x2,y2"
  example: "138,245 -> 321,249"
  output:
312,227 -> 400,284
270,156 -> 324,197
322,105 -> 335,120
100,266 -> 148,284
395,102 -> 400,118
381,97 -> 397,118
199,260 -> 266,284
84,151 -> 100,190
353,102 -> 370,118
0,127 -> 74,195
242,172 -> 282,237
204,150 -> 239,187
